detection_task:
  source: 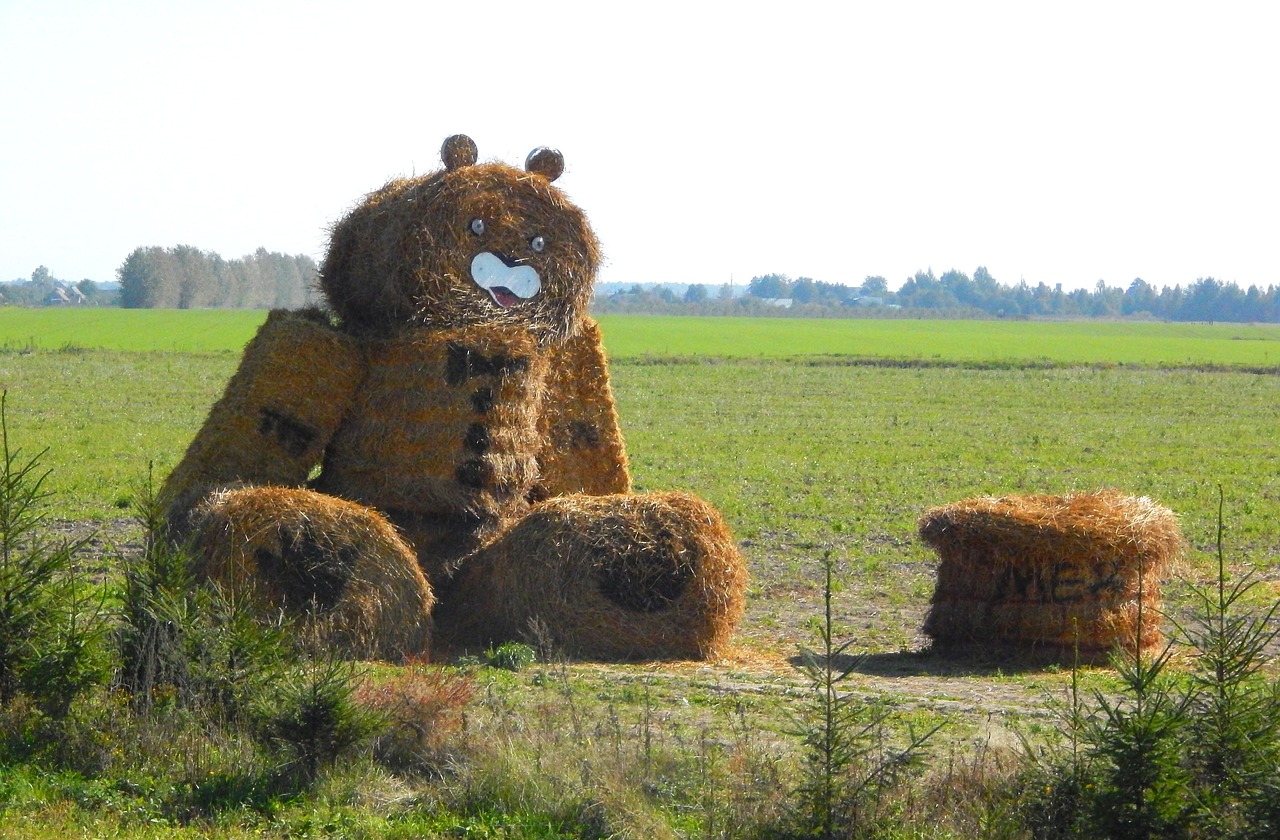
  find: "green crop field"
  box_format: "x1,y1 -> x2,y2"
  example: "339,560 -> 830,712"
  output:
3,308 -> 1279,367
0,311 -> 1275,571
599,315 -> 1280,369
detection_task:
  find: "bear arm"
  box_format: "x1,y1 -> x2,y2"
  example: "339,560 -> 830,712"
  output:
160,308 -> 365,523
534,318 -> 631,497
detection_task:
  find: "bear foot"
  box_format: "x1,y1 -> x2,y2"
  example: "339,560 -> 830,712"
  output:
437,492 -> 747,661
188,486 -> 434,661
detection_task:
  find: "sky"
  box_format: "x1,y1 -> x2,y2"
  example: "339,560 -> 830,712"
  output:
2,0 -> 1277,294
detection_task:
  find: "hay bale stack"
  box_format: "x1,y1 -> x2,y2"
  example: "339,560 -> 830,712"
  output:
191,486 -> 434,661
437,492 -> 747,661
918,490 -> 1183,657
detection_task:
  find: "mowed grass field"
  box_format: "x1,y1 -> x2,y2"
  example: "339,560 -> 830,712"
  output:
1,308 -> 1276,663
4,307 -> 1280,366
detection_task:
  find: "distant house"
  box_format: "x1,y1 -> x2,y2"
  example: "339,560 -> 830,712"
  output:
43,284 -> 87,306
760,297 -> 793,308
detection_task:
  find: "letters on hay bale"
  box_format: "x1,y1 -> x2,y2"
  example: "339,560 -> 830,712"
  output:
918,490 -> 1184,657
437,493 -> 747,661
191,487 -> 435,661
159,134 -> 747,661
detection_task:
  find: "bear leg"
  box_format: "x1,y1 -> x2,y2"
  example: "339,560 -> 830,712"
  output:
437,492 -> 747,661
186,486 -> 434,661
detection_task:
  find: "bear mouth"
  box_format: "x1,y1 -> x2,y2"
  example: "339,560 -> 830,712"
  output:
487,287 -> 522,308
471,252 -> 541,309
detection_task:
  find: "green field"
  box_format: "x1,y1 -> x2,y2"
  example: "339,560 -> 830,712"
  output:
1,311 -> 1276,568
4,308 -> 1280,367
2,310 -> 1279,837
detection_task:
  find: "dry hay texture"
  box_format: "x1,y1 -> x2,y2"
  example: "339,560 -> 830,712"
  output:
191,486 -> 435,661
159,134 -> 747,663
320,137 -> 599,344
437,492 -> 747,661
159,308 -> 364,529
918,489 -> 1185,657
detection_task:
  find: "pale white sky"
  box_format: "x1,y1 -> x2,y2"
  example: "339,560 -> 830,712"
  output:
2,0 -> 1276,293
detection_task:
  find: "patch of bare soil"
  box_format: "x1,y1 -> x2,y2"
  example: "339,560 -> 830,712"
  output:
47,517 -> 145,581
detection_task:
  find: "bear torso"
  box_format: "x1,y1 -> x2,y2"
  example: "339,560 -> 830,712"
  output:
314,325 -> 550,581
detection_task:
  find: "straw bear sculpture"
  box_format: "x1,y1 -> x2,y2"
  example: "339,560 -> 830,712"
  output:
160,134 -> 747,662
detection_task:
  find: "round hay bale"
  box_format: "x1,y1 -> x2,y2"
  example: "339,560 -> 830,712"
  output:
918,489 -> 1183,658
437,492 -> 747,661
191,486 -> 434,661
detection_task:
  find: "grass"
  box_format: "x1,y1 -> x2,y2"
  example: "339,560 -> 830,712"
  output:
598,316 -> 1280,369
0,308 -> 268,353
4,308 -> 1280,367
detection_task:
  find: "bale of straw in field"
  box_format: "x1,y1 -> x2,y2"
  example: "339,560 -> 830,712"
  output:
437,492 -> 747,661
918,490 -> 1183,657
190,486 -> 434,661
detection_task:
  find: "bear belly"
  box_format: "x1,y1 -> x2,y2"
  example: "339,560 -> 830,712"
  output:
315,327 -> 549,577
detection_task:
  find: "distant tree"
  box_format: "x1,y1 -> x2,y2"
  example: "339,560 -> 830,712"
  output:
684,283 -> 709,303
117,245 -> 318,309
118,247 -> 170,308
1091,279 -> 1123,317
718,283 -> 735,299
939,269 -> 974,306
748,273 -> 791,299
896,269 -> 959,309
791,277 -> 816,304
813,280 -> 854,305
30,266 -> 51,285
860,275 -> 888,296
1183,277 -> 1224,321
1123,278 -> 1158,316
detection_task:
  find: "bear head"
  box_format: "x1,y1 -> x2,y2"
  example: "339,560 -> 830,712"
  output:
320,134 -> 601,343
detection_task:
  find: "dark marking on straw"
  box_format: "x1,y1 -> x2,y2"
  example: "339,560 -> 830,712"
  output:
446,342 -> 530,385
258,408 -> 317,457
464,423 -> 491,454
455,458 -> 494,489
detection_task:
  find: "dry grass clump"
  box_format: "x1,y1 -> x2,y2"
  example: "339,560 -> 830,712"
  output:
918,489 -> 1184,657
190,486 -> 434,661
438,492 -> 747,661
355,665 -> 475,775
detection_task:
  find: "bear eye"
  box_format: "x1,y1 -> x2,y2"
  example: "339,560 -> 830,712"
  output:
469,218 -> 485,236
530,235 -> 546,253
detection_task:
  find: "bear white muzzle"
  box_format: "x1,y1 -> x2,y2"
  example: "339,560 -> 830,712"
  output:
470,252 -> 541,308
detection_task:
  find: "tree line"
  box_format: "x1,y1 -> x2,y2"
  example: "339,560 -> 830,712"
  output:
117,246 -> 319,309
595,269 -> 1280,322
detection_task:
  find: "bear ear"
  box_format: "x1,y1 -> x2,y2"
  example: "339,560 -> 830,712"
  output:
441,134 -> 478,170
525,146 -> 565,182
